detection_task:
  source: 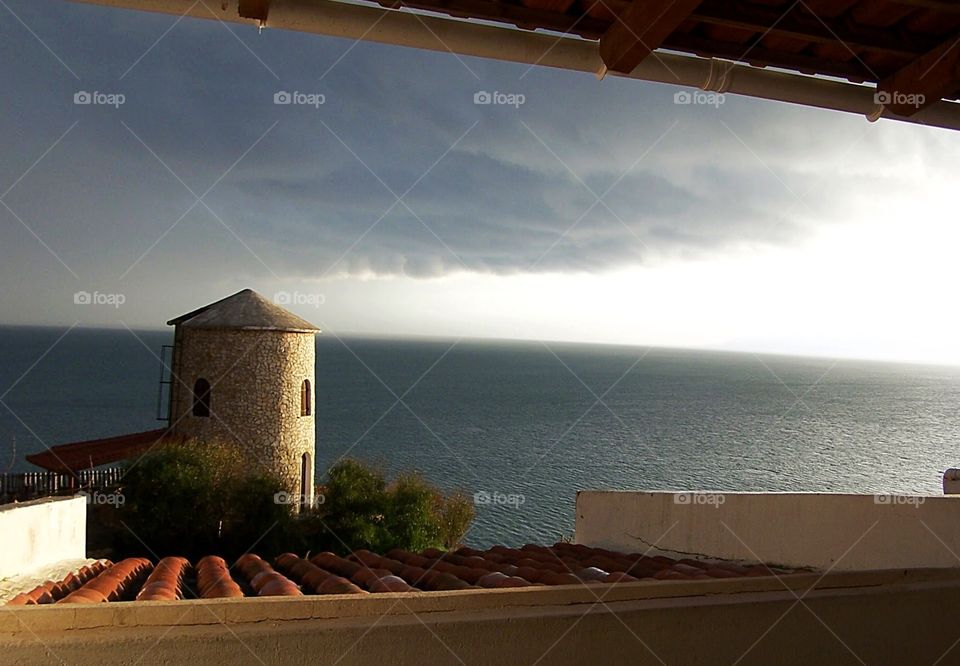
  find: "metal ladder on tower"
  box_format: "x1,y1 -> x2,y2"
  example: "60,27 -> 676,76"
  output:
155,342 -> 180,423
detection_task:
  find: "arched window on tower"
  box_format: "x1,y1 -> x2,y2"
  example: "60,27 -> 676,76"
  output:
192,378 -> 211,417
300,379 -> 311,417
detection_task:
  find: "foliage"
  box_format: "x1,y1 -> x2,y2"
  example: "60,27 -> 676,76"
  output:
111,445 -> 475,560
117,439 -> 291,560
310,459 -> 475,554
433,491 -> 476,550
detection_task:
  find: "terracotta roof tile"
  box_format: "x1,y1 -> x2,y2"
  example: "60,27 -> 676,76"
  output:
8,543 -> 799,605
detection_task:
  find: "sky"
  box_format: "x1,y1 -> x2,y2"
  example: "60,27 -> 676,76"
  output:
1,0 -> 958,364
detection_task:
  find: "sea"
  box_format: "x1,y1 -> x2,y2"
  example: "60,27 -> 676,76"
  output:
2,325 -> 959,547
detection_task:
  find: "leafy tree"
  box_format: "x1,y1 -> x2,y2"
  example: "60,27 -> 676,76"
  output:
317,458 -> 389,551
433,491 -> 475,550
117,439 -> 291,560
383,473 -> 441,552
311,459 -> 475,554
111,446 -> 475,560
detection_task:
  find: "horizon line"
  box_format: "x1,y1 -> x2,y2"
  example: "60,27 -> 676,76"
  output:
1,322 -> 958,371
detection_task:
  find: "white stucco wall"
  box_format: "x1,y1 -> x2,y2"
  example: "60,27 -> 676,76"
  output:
575,491 -> 960,571
0,496 -> 86,579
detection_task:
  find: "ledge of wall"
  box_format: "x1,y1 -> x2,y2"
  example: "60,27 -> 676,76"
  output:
0,496 -> 86,579
575,491 -> 960,571
3,569 -> 960,665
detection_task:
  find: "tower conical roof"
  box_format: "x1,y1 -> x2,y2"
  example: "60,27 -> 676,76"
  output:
167,289 -> 320,333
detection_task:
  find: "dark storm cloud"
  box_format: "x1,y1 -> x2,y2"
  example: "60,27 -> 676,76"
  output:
0,0 -> 899,295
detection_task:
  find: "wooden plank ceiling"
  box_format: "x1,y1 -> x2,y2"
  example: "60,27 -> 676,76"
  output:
329,0 -> 960,113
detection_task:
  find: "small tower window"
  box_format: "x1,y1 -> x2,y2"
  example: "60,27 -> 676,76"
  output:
192,378 -> 211,417
300,379 -> 312,417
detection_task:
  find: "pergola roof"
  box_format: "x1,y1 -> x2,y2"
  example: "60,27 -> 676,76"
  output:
25,429 -> 175,474
341,0 -> 960,114
70,0 -> 960,126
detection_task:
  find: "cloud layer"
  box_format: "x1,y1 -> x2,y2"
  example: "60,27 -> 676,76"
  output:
0,0 -> 954,326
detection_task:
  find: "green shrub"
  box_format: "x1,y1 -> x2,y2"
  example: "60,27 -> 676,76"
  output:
311,459 -> 475,554
318,459 -> 389,551
383,473 -> 441,552
433,491 -> 475,550
111,447 -> 475,560
117,439 -> 292,560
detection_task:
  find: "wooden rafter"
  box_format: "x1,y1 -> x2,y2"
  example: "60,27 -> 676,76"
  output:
877,35 -> 960,115
344,0 -> 953,87
664,33 -> 875,82
599,0 -> 704,74
388,0 -> 610,38
689,0 -> 939,60
238,0 -> 270,21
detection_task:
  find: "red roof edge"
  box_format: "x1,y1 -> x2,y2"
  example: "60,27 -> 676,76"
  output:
26,428 -> 176,474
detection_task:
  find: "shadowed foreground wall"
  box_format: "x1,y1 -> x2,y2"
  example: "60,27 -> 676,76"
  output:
2,570 -> 960,665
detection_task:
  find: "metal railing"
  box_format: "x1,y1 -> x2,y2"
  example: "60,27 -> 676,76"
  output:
0,467 -> 124,504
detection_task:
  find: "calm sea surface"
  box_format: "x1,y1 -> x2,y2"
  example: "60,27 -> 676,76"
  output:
2,326 -> 959,547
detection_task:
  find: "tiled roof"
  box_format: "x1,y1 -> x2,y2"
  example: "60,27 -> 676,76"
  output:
167,289 -> 320,333
25,429 -> 175,474
5,543 -> 795,605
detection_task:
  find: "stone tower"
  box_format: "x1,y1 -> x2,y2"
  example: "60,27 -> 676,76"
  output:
165,289 -> 320,508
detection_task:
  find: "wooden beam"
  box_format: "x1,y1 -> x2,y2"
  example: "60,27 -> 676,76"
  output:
388,0 -> 610,39
889,0 -> 960,13
689,0 -> 937,60
238,0 -> 270,22
877,35 -> 960,115
665,33 -> 876,83
599,0 -> 703,74
350,0 -> 941,72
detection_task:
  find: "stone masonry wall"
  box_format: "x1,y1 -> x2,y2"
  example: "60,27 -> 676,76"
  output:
169,328 -> 315,503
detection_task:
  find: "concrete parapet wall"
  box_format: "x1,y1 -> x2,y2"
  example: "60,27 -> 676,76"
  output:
576,490 -> 960,571
2,569 -> 960,664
